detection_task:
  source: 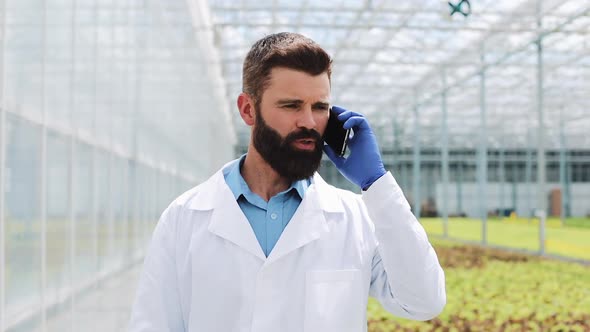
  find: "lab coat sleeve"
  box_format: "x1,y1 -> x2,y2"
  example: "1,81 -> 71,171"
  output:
362,171 -> 446,321
128,205 -> 185,332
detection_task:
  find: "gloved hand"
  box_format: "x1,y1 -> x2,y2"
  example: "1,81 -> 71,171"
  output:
323,106 -> 387,190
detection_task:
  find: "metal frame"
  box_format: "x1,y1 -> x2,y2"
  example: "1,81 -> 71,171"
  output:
412,103 -> 421,218
40,0 -> 48,329
440,68 -> 449,237
0,0 -> 6,328
68,1 -> 78,330
535,0 -> 547,219
478,48 -> 488,244
210,1 -> 590,152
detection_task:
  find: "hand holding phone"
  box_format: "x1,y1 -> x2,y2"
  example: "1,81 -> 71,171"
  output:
322,106 -> 386,190
323,108 -> 351,157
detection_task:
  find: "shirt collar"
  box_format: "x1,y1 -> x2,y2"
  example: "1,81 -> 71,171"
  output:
224,154 -> 309,201
291,176 -> 309,200
188,159 -> 345,214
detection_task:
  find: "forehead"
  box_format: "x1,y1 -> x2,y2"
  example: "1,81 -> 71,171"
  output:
263,67 -> 331,102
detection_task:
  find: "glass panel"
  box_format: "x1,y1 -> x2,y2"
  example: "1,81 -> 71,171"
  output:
73,142 -> 95,284
5,114 -> 42,326
127,161 -> 140,257
112,157 -> 127,267
96,150 -> 110,272
44,5 -> 73,128
4,0 -> 44,119
45,131 -> 72,324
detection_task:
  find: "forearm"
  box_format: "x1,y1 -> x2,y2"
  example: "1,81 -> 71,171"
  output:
363,172 -> 446,319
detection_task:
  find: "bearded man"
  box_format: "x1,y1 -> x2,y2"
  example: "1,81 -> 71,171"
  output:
128,32 -> 446,332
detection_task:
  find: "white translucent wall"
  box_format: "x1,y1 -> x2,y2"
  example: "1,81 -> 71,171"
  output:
0,0 -> 234,330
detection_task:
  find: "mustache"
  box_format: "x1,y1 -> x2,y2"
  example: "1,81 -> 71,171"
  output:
284,128 -> 322,143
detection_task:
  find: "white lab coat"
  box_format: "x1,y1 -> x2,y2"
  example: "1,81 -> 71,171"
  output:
128,160 -> 445,332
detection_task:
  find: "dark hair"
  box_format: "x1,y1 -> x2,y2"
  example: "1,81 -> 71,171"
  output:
242,32 -> 332,107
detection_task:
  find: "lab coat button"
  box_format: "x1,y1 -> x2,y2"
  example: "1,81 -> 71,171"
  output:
270,213 -> 278,220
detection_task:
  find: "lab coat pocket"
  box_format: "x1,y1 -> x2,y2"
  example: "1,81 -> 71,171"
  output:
304,269 -> 365,332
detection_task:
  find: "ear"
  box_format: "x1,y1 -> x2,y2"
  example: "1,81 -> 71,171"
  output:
237,93 -> 256,126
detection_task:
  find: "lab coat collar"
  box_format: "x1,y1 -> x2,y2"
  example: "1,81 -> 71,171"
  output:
187,160 -> 345,263
188,160 -> 344,213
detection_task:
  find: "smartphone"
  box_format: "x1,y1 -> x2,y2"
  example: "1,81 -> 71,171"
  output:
324,108 -> 351,157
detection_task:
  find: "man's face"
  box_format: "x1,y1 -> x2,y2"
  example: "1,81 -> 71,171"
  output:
252,67 -> 331,181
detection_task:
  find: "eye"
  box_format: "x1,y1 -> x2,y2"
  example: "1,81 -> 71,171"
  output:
282,104 -> 298,109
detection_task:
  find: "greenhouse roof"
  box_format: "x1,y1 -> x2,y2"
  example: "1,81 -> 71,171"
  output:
206,0 -> 590,150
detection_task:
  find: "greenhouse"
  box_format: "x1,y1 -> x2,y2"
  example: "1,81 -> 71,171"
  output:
0,0 -> 589,331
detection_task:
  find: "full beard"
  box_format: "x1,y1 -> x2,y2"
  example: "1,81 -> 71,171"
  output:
252,110 -> 323,182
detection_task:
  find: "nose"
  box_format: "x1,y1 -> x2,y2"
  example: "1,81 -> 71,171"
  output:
296,106 -> 317,130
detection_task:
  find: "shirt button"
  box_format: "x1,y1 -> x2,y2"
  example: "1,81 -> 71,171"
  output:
270,213 -> 278,220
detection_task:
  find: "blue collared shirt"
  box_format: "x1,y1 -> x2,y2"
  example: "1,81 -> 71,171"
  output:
224,156 -> 310,257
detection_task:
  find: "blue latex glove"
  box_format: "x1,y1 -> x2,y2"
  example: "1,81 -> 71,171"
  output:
323,106 -> 387,191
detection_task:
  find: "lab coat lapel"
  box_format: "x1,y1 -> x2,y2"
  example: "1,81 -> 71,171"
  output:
191,167 -> 344,264
205,171 -> 266,261
265,174 -> 341,265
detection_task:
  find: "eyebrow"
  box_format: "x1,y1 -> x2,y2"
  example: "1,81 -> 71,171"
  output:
275,99 -> 330,108
313,101 -> 330,108
276,99 -> 303,106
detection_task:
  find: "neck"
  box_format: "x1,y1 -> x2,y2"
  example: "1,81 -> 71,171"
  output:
241,145 -> 291,201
